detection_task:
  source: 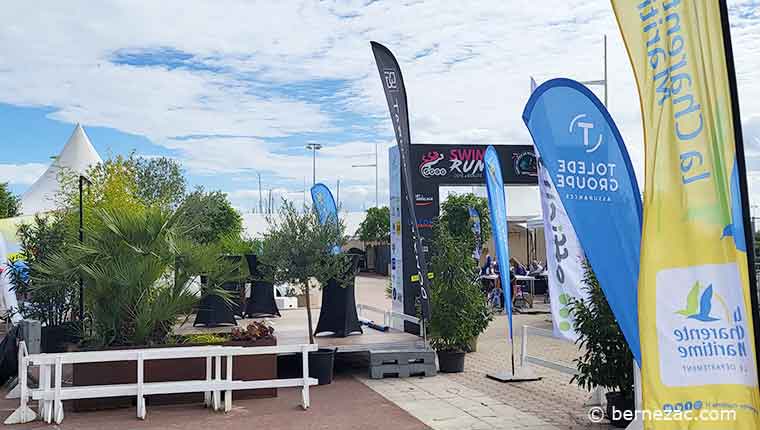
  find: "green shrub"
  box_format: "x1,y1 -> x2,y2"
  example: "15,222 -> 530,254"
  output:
439,193 -> 490,253
183,333 -> 228,345
428,224 -> 492,352
11,214 -> 77,326
569,260 -> 633,394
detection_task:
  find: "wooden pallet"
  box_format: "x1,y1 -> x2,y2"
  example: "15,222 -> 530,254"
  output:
369,349 -> 436,379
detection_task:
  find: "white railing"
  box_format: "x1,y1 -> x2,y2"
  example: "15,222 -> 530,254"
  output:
356,304 -> 424,336
5,341 -> 318,425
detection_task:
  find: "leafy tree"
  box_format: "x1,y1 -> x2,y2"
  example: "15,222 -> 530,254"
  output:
57,154 -> 188,219
356,206 -> 390,243
0,182 -> 21,218
135,157 -> 186,209
428,223 -> 492,352
56,154 -> 146,240
260,201 -> 350,343
179,188 -> 243,245
439,193 -> 490,254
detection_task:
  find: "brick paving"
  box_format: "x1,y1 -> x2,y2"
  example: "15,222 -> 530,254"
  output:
359,375 -> 560,430
449,312 -> 612,429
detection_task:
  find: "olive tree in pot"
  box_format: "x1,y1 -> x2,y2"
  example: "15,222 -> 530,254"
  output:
569,260 -> 634,428
428,225 -> 492,372
259,201 -> 350,384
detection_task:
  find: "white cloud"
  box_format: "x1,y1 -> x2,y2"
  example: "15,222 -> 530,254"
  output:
0,1 -> 758,210
0,163 -> 48,186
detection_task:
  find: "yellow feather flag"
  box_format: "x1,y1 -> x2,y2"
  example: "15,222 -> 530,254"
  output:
611,0 -> 760,428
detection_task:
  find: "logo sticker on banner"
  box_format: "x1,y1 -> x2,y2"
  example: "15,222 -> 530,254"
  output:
656,264 -> 755,388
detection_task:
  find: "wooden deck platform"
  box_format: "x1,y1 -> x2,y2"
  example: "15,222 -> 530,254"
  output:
176,307 -> 425,354
176,276 -> 425,353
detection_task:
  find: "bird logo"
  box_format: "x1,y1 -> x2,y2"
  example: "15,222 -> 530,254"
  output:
675,282 -> 724,322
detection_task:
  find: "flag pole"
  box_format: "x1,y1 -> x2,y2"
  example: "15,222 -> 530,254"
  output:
718,0 -> 760,386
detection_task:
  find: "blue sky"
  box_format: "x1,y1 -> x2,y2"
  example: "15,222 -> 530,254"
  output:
1,1 -> 759,212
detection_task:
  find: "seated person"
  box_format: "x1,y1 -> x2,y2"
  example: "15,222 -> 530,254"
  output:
528,260 -> 544,276
481,254 -> 493,276
510,257 -> 527,276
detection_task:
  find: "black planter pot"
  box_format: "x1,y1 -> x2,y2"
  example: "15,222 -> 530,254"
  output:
436,350 -> 465,373
605,391 -> 634,428
314,254 -> 363,337
309,348 -> 336,385
41,322 -> 81,353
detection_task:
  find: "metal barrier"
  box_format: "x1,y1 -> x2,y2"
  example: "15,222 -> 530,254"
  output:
356,304 -> 424,337
6,341 -> 318,425
519,325 -> 607,406
519,325 -> 578,376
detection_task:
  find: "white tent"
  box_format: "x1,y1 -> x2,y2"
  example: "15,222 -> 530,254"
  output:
241,211 -> 367,239
20,124 -> 102,215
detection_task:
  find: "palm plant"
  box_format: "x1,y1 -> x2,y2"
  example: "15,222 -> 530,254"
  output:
36,205 -> 240,347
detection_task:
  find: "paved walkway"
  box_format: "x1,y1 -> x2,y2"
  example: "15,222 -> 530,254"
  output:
449,312 -> 602,429
359,374 -> 560,430
353,275 -> 611,429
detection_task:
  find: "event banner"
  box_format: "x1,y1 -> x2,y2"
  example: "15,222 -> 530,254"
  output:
0,233 -> 21,323
311,183 -> 338,226
0,216 -> 28,259
389,147 -> 405,323
484,145 -> 514,340
371,41 -> 430,321
310,183 -> 340,255
613,1 -> 760,426
468,207 -> 482,261
531,75 -> 587,342
536,157 -> 587,342
523,78 -> 643,364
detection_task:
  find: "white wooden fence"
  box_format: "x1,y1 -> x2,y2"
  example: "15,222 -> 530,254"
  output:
5,341 -> 318,425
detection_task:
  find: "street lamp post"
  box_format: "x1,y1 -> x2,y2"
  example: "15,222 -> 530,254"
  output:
352,141 -> 379,207
305,143 -> 323,185
578,35 -> 608,107
78,175 -> 91,321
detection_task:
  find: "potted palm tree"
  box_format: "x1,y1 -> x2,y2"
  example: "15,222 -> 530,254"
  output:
428,224 -> 492,372
259,201 -> 350,385
34,205 -> 256,409
569,260 -> 634,428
